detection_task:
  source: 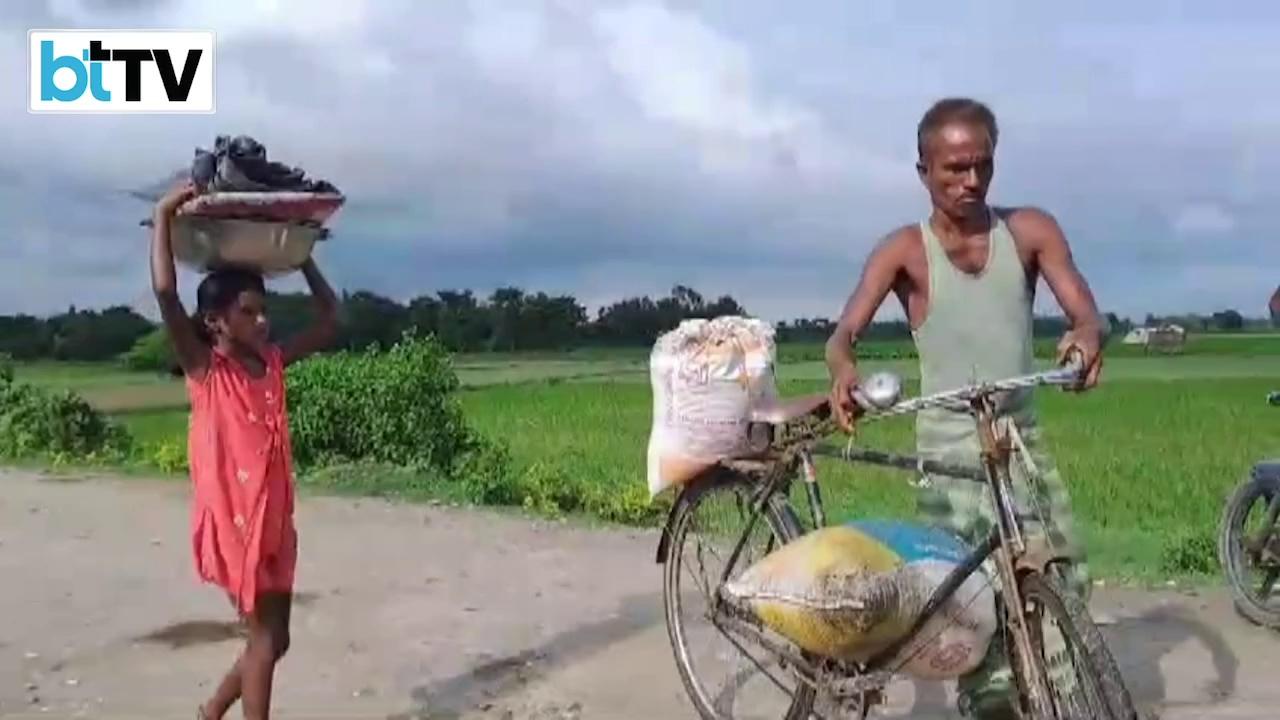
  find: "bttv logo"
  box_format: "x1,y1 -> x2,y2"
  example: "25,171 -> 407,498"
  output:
29,30 -> 215,113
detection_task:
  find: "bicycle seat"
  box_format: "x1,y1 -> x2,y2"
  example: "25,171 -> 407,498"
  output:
749,393 -> 830,424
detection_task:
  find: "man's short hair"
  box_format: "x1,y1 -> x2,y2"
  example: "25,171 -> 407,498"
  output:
917,97 -> 998,160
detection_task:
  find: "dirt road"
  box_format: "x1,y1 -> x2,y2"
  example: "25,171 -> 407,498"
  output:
1,467 -> 1276,719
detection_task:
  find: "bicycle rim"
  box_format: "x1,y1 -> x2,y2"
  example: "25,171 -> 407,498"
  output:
662,469 -> 816,720
1017,572 -> 1137,720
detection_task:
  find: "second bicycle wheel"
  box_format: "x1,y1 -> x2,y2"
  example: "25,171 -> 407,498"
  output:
1218,474 -> 1280,628
662,467 -> 816,720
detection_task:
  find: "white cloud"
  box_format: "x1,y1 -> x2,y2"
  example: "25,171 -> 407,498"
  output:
1172,203 -> 1237,237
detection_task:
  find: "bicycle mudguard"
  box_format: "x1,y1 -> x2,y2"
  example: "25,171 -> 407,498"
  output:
656,496 -> 681,564
656,472 -> 710,564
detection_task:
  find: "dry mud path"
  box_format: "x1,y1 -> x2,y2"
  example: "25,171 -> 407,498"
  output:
1,468 -> 1276,719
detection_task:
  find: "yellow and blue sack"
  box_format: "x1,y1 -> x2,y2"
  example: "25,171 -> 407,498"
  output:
722,519 -> 998,679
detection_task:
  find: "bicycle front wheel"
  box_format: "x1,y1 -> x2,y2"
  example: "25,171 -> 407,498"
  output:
1015,571 -> 1138,720
662,467 -> 815,720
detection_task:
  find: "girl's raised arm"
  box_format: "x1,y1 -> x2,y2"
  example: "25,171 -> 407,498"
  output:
280,258 -> 339,366
150,182 -> 210,380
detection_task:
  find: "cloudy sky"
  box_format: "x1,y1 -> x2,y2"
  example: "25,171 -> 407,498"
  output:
3,0 -> 1277,323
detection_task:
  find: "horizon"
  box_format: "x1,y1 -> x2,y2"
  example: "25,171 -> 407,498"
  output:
5,280 -> 1271,330
2,2 -> 1277,322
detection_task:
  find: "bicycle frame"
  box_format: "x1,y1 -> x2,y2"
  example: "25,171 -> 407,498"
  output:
682,361 -> 1086,709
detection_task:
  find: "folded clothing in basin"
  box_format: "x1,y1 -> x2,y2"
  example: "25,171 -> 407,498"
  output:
191,134 -> 340,195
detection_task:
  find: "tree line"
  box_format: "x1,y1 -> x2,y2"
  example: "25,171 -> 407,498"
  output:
0,283 -> 1266,363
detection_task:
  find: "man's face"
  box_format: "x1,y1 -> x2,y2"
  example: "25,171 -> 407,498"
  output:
918,121 -> 994,219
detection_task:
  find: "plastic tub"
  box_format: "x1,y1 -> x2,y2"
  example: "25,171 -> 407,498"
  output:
170,216 -> 327,276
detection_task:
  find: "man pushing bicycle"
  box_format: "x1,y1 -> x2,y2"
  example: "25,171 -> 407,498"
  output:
824,97 -> 1107,720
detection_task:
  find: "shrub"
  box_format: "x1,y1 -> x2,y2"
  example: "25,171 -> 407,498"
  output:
285,331 -> 494,479
142,438 -> 188,473
455,456 -> 667,526
120,328 -> 178,374
0,369 -> 131,460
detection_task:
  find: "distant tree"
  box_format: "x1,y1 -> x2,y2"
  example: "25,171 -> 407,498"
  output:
22,281 -> 1243,360
0,314 -> 53,359
1270,286 -> 1280,328
704,295 -> 745,318
340,290 -> 409,351
516,292 -> 587,350
435,290 -> 491,352
671,285 -> 705,316
264,291 -> 315,342
406,294 -> 441,338
488,287 -> 525,352
48,306 -> 152,361
1212,309 -> 1245,331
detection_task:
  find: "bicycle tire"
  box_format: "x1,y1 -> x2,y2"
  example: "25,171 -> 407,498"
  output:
662,467 -> 816,720
1016,572 -> 1138,720
1218,476 -> 1280,628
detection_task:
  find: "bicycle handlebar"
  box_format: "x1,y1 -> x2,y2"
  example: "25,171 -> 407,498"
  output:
852,355 -> 1087,421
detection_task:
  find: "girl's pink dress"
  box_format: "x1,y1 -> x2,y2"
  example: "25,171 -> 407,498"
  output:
186,345 -> 298,616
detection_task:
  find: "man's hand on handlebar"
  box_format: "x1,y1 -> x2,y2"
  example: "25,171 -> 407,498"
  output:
1056,327 -> 1103,391
829,364 -> 860,433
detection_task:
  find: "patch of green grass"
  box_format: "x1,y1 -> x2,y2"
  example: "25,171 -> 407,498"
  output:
9,351 -> 1279,582
116,407 -> 187,446
14,362 -> 186,412
13,361 -> 172,389
458,375 -> 1279,583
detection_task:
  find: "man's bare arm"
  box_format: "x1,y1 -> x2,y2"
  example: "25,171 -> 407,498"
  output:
1011,208 -> 1102,331
825,238 -> 900,368
825,230 -> 909,428
1009,208 -> 1104,386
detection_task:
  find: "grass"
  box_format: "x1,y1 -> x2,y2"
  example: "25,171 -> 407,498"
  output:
8,336 -> 1280,583
456,375 -> 1278,583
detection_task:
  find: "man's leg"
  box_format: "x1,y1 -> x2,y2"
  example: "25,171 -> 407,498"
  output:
917,428 -> 1089,718
1015,425 -> 1090,599
917,473 -> 1020,720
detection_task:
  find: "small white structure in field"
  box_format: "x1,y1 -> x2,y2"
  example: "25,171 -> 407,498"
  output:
1122,323 -> 1186,352
1122,328 -> 1151,345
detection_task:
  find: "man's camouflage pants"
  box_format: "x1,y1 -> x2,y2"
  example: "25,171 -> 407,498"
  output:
916,423 -> 1089,720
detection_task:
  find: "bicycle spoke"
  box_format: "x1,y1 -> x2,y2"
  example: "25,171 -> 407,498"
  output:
664,474 -> 813,719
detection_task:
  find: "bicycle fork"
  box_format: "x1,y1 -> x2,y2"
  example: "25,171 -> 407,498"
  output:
976,402 -> 1057,720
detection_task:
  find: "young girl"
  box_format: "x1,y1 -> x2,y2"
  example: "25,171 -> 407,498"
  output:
150,182 -> 339,720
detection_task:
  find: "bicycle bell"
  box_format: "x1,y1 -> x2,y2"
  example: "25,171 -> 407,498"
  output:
855,371 -> 902,410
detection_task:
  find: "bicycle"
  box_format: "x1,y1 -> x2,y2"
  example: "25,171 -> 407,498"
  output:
1218,390 -> 1280,628
656,355 -> 1138,719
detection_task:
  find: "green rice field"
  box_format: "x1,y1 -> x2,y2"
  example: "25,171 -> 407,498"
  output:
11,335 -> 1280,582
